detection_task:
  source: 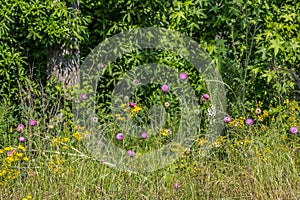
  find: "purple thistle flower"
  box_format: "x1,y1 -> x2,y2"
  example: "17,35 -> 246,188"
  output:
19,136 -> 25,142
290,126 -> 298,134
127,150 -> 135,157
141,132 -> 148,139
202,94 -> 210,100
245,118 -> 254,125
29,119 -> 36,126
161,85 -> 169,92
18,124 -> 25,129
97,140 -> 103,145
179,72 -> 188,81
17,124 -> 25,133
92,117 -> 98,123
173,182 -> 181,189
98,63 -> 104,69
224,116 -> 231,123
116,133 -> 124,141
6,150 -> 13,156
133,79 -> 139,85
129,102 -> 135,107
80,94 -> 87,100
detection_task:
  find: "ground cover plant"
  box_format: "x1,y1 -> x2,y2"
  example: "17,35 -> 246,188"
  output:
0,0 -> 299,199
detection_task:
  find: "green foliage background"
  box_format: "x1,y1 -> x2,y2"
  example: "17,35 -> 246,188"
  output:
0,0 -> 299,113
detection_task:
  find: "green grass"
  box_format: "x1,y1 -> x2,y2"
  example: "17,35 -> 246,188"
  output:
1,123 -> 299,199
0,97 -> 299,200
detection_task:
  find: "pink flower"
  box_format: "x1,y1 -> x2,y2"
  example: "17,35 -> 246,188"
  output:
98,63 -> 104,69
224,116 -> 231,123
17,124 -> 25,132
97,140 -> 103,145
245,118 -> 254,125
6,150 -> 13,156
179,72 -> 188,80
202,94 -> 210,100
19,136 -> 25,142
141,132 -> 148,139
173,182 -> 181,189
29,119 -> 36,126
116,133 -> 124,141
290,126 -> 298,134
92,117 -> 98,123
133,79 -> 139,85
127,150 -> 135,157
129,102 -> 135,107
80,94 -> 87,100
161,85 -> 169,92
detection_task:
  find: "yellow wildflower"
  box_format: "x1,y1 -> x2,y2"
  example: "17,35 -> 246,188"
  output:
161,129 -> 171,137
4,146 -> 13,151
16,153 -> 23,158
23,157 -> 29,161
198,138 -> 207,146
130,105 -> 142,116
73,132 -> 82,141
18,145 -> 25,151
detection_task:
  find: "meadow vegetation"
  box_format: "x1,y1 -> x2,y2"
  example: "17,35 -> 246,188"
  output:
0,0 -> 299,199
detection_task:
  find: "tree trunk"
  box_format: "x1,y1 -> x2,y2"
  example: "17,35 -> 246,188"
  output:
47,42 -> 80,87
47,0 -> 80,88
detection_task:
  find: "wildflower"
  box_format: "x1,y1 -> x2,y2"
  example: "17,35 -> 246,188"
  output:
48,124 -> 54,129
6,150 -> 13,157
161,129 -> 172,137
72,132 -> 82,141
179,72 -> 188,80
245,118 -> 254,125
141,132 -> 148,139
19,136 -> 25,142
98,63 -> 104,69
161,130 -> 168,137
23,157 -> 29,161
164,102 -> 170,108
18,144 -> 25,151
127,150 -> 135,157
116,133 -> 124,141
129,102 -> 135,107
289,126 -> 298,134
161,85 -> 169,92
29,119 -> 36,126
255,108 -> 262,114
173,182 -> 181,189
133,79 -> 139,85
97,140 -> 103,145
130,105 -> 142,116
92,117 -> 98,123
194,109 -> 200,114
201,94 -> 210,101
17,124 -> 25,132
198,138 -> 207,146
120,104 -> 127,109
100,159 -> 105,163
80,94 -> 87,100
224,116 -> 231,123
